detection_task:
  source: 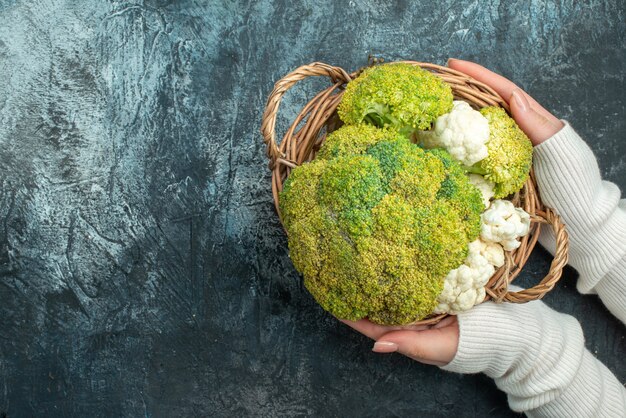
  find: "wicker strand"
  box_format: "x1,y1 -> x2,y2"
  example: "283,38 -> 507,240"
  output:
260,61 -> 570,325
261,62 -> 351,169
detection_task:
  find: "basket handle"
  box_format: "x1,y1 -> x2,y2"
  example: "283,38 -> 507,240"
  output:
260,62 -> 352,168
497,208 -> 569,302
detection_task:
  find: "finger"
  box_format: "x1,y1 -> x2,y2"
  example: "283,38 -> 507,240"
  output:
373,325 -> 459,366
340,318 -> 431,341
447,59 -> 557,121
340,319 -> 389,340
432,315 -> 456,329
447,58 -> 520,101
510,89 -> 564,145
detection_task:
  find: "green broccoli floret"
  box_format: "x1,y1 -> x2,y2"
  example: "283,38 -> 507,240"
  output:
316,124 -> 394,161
468,107 -> 533,198
337,63 -> 453,137
280,125 -> 483,325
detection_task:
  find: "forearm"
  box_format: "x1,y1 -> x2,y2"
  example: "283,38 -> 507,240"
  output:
526,349 -> 626,418
442,301 -> 626,416
593,256 -> 626,324
532,122 -> 626,321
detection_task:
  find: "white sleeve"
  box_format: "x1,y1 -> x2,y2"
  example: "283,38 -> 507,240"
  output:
532,122 -> 626,323
441,300 -> 626,417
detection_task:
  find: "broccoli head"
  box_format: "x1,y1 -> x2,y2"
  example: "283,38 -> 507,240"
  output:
280,124 -> 483,325
337,63 -> 454,136
469,107 -> 533,198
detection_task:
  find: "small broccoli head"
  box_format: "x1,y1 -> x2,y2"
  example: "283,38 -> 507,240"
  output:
279,125 -> 483,325
337,63 -> 454,136
470,107 -> 533,198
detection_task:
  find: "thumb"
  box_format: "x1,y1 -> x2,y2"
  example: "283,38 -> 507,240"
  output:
510,89 -> 564,146
372,324 -> 459,366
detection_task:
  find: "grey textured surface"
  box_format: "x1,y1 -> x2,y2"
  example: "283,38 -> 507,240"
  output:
0,0 -> 624,416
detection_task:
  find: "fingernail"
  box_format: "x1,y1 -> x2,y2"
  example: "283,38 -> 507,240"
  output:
447,58 -> 459,66
511,89 -> 529,112
372,341 -> 398,353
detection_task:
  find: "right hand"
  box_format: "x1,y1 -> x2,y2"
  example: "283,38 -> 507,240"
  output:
340,315 -> 460,367
447,59 -> 564,146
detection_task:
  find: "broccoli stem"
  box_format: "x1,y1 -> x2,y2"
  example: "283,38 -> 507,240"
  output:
465,163 -> 488,175
364,113 -> 383,127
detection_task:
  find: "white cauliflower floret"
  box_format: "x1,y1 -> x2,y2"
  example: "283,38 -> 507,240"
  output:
476,239 -> 505,268
468,174 -> 495,208
434,240 -> 500,314
480,199 -> 531,251
418,100 -> 490,166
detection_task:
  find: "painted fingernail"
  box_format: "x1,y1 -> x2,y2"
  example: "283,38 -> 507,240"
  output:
511,89 -> 529,112
372,341 -> 398,353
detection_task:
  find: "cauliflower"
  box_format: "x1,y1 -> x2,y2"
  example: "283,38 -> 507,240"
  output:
468,107 -> 533,198
338,63 -> 453,137
434,239 -> 503,314
468,174 -> 495,208
474,239 -> 505,268
418,100 -> 490,166
480,199 -> 531,251
280,124 -> 484,325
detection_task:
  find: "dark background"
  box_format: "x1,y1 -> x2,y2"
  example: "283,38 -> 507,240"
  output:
0,0 -> 624,416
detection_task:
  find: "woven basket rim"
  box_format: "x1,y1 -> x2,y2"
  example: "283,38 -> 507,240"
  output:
260,60 -> 569,325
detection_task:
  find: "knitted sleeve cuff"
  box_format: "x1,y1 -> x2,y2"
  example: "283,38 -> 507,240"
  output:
441,298 -> 582,385
441,298 -> 626,415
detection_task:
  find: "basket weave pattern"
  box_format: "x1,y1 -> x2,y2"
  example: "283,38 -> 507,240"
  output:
261,61 -> 569,325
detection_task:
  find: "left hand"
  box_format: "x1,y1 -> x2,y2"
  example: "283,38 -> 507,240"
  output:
340,315 -> 459,366
447,58 -> 564,146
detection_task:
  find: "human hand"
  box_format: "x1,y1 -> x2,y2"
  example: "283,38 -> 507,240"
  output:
447,58 -> 564,146
340,315 -> 459,366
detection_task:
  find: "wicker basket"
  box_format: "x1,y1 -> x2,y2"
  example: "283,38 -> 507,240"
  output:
261,61 -> 569,325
